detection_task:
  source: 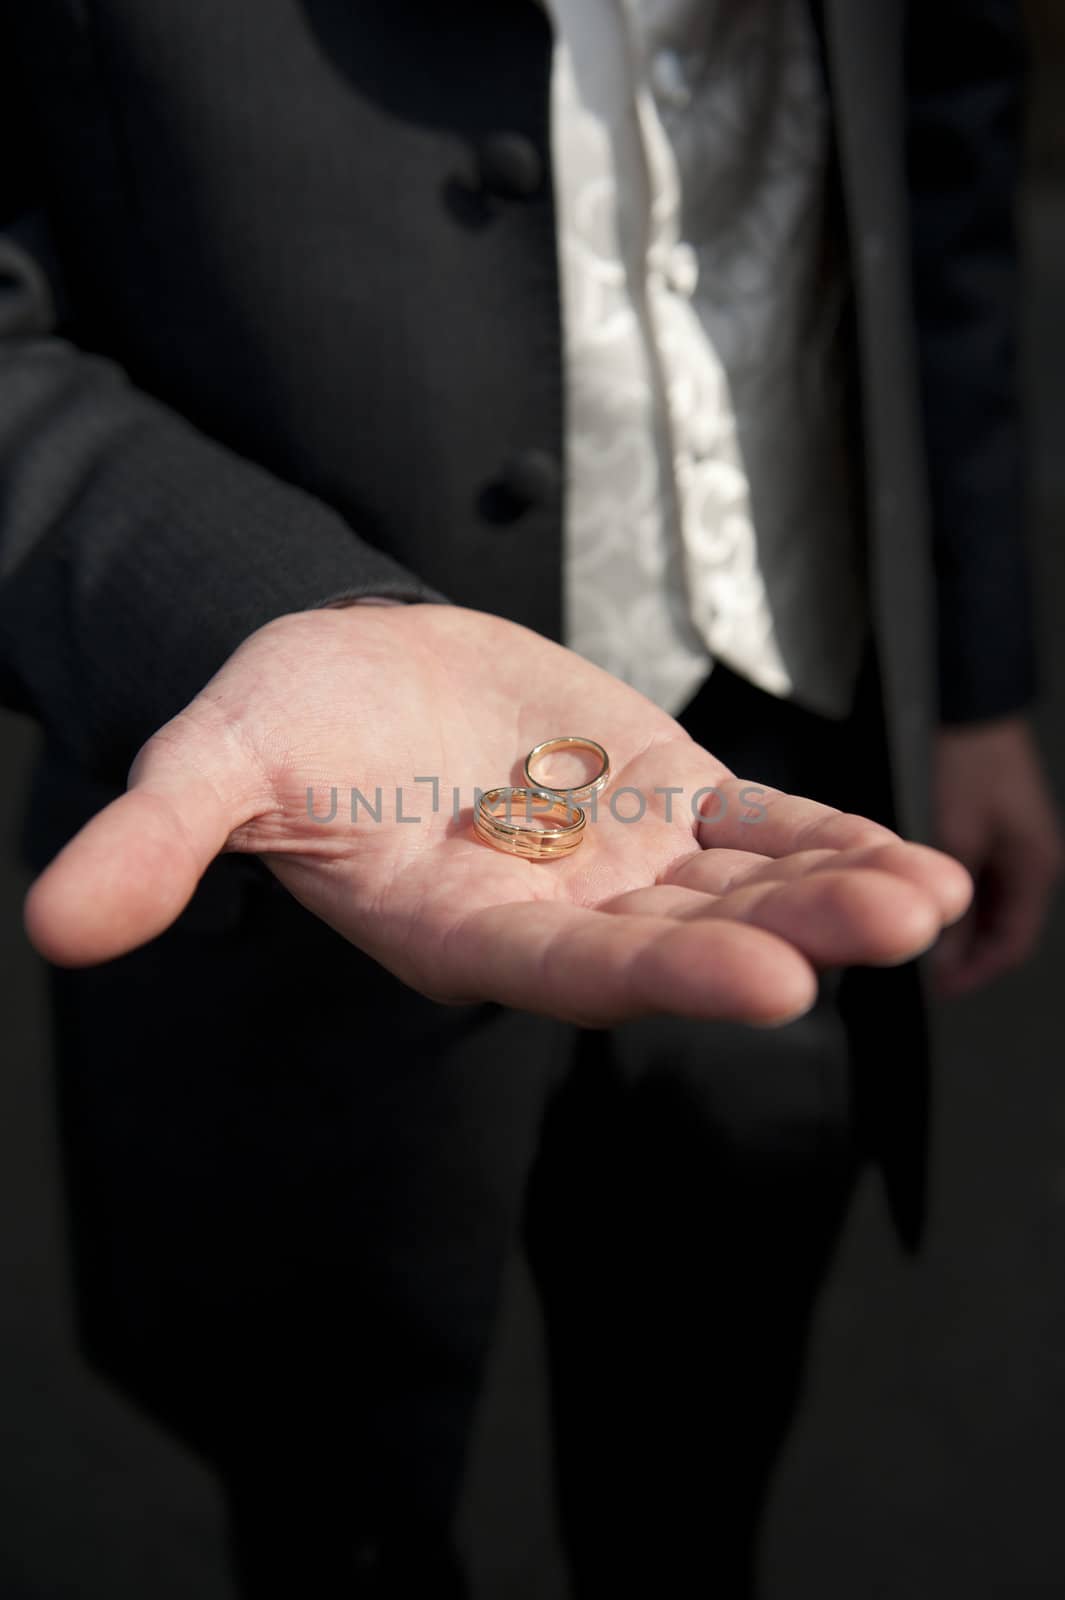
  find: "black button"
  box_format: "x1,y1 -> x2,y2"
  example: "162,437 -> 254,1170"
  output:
477,132 -> 544,199
478,449 -> 563,525
351,1536 -> 381,1573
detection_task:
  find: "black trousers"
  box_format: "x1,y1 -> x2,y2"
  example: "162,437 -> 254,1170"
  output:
47,650 -> 909,1599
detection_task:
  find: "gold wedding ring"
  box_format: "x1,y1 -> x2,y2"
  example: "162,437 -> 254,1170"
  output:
475,786 -> 587,860
523,736 -> 611,805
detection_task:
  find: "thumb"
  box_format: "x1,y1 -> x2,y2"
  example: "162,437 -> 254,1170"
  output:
24,712 -> 266,968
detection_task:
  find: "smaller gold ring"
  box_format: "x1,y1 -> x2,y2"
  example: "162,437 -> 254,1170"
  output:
474,786 -> 586,860
523,736 -> 611,805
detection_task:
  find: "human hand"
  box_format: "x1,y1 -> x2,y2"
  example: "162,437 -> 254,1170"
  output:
25,604 -> 972,1027
931,715 -> 1063,997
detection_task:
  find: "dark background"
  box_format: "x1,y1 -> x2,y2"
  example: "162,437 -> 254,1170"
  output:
1,10 -> 1063,1596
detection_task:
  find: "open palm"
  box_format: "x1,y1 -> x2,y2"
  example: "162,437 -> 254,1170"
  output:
25,603 -> 971,1026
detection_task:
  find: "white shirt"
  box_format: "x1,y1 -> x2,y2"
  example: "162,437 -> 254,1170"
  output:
545,0 -> 869,718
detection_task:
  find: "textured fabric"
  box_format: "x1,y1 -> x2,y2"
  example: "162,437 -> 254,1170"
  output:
548,0 -> 869,717
0,0 -> 1035,829
905,0 -> 1038,723
0,0 -> 560,786
524,1013 -> 858,1596
0,333 -> 447,782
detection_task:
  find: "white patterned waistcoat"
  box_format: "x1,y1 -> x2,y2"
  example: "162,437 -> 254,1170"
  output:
545,0 -> 869,718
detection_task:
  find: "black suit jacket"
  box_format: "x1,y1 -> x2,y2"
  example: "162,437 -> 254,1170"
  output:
0,0 -> 1037,775
0,1 -> 1039,1247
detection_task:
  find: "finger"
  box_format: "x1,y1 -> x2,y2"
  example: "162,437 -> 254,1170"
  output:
824,841 -> 972,923
673,840 -> 973,924
435,900 -> 819,1027
620,869 -> 942,968
670,846 -> 837,895
933,844 -> 1054,996
603,884 -> 731,921
664,846 -> 777,893
23,728 -> 254,967
933,925 -> 1026,997
694,777 -> 899,855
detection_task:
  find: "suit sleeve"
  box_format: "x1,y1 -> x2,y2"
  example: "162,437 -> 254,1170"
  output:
0,182 -> 445,785
905,0 -> 1038,725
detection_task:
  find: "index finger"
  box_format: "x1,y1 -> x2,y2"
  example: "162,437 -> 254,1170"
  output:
691,775 -> 899,857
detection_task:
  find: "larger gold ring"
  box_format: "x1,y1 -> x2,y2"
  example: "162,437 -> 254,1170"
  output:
474,786 -> 586,860
523,736 -> 611,805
